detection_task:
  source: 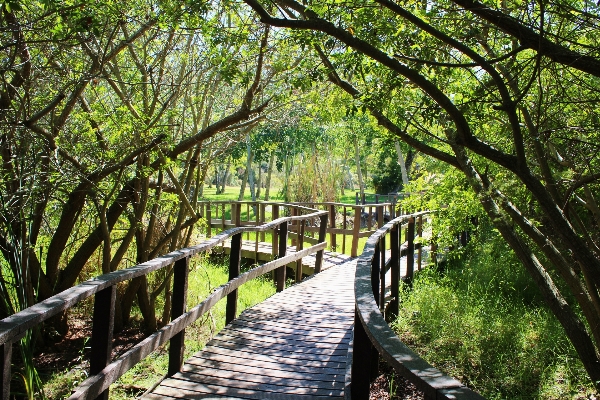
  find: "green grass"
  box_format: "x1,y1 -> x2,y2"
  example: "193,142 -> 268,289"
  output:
199,186 -> 284,202
392,234 -> 596,399
42,257 -> 276,399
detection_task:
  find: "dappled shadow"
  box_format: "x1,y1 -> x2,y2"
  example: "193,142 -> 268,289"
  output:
146,260 -> 357,399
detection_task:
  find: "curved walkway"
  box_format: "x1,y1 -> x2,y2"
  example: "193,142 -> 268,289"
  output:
145,257 -> 357,399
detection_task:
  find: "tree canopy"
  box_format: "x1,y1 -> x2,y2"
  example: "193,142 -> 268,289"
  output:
1,0 -> 600,393
242,0 -> 600,388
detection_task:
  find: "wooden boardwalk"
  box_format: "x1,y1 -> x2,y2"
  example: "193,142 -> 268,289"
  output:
145,255 -> 357,399
144,243 -> 422,399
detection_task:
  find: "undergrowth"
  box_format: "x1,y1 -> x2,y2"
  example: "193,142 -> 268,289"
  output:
392,233 -> 598,399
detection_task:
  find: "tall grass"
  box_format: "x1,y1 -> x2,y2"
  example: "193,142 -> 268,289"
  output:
392,233 -> 597,399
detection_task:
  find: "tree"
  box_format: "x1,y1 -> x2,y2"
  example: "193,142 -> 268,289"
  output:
243,0 -> 600,388
0,0 -> 302,341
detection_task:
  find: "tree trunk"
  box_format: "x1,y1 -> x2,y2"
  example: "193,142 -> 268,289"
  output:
221,160 -> 231,194
264,152 -> 275,200
239,138 -> 255,201
394,140 -> 409,187
256,163 -> 263,199
249,167 -> 257,201
354,137 -> 365,201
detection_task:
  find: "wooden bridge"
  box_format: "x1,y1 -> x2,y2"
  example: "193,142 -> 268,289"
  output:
0,201 -> 484,400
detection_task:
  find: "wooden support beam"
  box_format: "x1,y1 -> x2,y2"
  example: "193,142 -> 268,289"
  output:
351,310 -> 374,400
406,217 -> 415,286
417,215 -> 423,270
295,220 -> 305,283
314,214 -> 328,273
329,204 -> 337,251
90,285 -> 116,400
372,242 -> 381,308
379,234 -> 386,314
226,234 -> 242,325
352,207 -> 361,257
1,342 -> 11,400
388,223 -> 400,322
206,203 -> 212,238
168,256 -> 189,376
276,222 -> 288,292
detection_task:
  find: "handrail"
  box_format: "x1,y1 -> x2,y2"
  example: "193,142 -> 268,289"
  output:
0,203 -> 328,400
351,212 -> 485,400
197,200 -> 395,256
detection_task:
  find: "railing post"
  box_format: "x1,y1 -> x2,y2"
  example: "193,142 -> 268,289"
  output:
388,223 -> 400,321
233,202 -> 241,227
352,207 -> 360,257
168,256 -> 189,377
370,245 -> 381,379
351,310 -> 374,400
90,285 -> 116,400
272,204 -> 279,257
406,217 -> 415,286
314,214 -> 328,273
291,207 -> 298,247
342,206 -> 347,254
260,203 -> 266,242
221,203 -> 226,230
226,233 -> 242,324
246,202 -> 251,240
377,205 -> 384,228
372,242 -> 381,307
1,342 -> 12,400
379,234 -> 386,314
417,215 -> 423,270
328,204 -> 337,251
276,222 -> 288,292
206,202 -> 212,238
295,219 -> 305,282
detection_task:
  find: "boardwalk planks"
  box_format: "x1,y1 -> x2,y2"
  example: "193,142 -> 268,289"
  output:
144,258 -> 357,400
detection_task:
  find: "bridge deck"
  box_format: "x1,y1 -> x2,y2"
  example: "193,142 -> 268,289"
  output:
145,256 -> 357,399
145,245 -> 421,399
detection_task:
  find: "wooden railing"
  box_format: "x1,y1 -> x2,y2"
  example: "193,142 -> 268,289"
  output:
197,200 -> 394,257
351,212 -> 485,400
0,204 -> 328,400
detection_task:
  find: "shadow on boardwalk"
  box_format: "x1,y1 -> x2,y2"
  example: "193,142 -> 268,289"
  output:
145,257 -> 357,399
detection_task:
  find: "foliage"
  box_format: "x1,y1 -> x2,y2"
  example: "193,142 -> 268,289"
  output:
242,0 -> 600,387
371,150 -> 404,194
393,232 -> 595,399
400,165 -> 486,249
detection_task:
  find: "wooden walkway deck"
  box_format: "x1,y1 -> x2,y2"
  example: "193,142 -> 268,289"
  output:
144,244 -> 421,399
145,255 -> 357,399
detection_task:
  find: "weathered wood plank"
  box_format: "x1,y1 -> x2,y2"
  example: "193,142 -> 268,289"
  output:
212,334 -> 349,356
214,330 -> 350,351
179,369 -> 344,391
196,346 -> 346,369
184,358 -> 345,381
146,258 -> 357,399
208,338 -> 348,362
